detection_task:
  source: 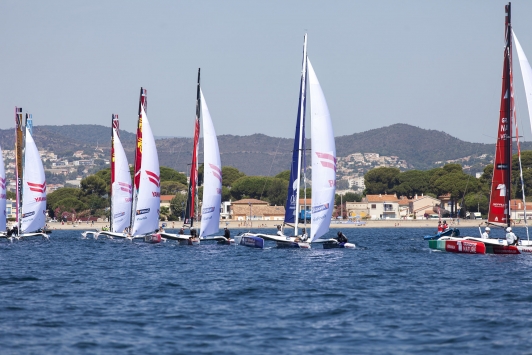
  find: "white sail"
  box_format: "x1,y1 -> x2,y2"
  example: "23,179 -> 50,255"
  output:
111,129 -> 132,233
21,127 -> 46,233
199,89 -> 222,238
0,145 -> 6,232
309,59 -> 336,242
513,31 -> 532,132
131,106 -> 160,236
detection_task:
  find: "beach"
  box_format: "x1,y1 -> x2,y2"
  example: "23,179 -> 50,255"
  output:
47,218 -> 488,231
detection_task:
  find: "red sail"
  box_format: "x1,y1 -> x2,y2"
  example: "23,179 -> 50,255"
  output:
184,69 -> 201,226
488,3 -> 513,226
134,88 -> 147,191
111,114 -> 119,190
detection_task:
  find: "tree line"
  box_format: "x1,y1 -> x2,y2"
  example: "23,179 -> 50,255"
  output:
364,151 -> 532,216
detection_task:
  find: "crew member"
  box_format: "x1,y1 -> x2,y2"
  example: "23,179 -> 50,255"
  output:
224,227 -> 231,241
437,221 -> 443,233
336,231 -> 348,244
481,227 -> 491,239
442,220 -> 448,231
179,228 -> 185,235
301,228 -> 308,241
276,225 -> 284,236
506,227 -> 520,246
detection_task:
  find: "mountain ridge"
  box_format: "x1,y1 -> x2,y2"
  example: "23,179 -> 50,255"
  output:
0,123 -> 520,175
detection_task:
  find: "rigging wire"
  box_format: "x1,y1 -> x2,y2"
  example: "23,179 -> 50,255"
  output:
259,137 -> 283,201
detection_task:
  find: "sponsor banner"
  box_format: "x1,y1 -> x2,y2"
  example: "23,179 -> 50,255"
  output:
312,203 -> 329,213
22,211 -> 35,218
202,207 -> 215,214
136,208 -> 150,215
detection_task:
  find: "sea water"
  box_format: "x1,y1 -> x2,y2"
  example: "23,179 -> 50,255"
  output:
1,227 -> 532,354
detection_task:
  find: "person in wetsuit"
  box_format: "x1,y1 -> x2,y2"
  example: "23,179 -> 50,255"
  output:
336,231 -> 348,244
224,227 -> 231,241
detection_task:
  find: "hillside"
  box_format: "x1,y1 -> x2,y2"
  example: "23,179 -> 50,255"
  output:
0,123 -> 525,175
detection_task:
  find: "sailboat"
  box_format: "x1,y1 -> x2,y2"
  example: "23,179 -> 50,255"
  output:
10,108 -> 48,241
0,145 -> 7,238
161,69 -> 226,245
82,114 -> 132,239
236,34 -> 352,249
429,3 -> 532,254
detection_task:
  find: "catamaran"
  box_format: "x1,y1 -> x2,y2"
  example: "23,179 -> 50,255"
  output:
429,3 -> 532,254
236,34 -> 353,249
82,114 -> 132,240
0,145 -> 7,238
161,69 -> 227,245
9,108 -> 48,241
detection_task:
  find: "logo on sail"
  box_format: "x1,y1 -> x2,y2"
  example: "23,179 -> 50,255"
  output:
312,203 -> 330,213
202,207 -> 215,214
209,164 -> 222,183
146,170 -> 160,187
118,182 -> 131,193
114,212 -> 125,218
0,177 -> 5,190
22,211 -> 35,218
316,152 -> 337,171
27,181 -> 46,193
496,164 -> 509,169
136,208 -> 150,215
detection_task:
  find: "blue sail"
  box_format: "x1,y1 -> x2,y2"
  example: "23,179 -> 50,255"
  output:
284,65 -> 307,223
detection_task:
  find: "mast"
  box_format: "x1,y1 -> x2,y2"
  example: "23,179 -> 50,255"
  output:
131,88 -> 147,229
184,69 -> 201,228
110,114 -> 118,231
284,34 -> 308,235
14,107 -> 23,231
488,3 -> 512,227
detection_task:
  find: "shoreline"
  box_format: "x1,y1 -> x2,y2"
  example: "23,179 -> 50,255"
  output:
43,219 -> 496,231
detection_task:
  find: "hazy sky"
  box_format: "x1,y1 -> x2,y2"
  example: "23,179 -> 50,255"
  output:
3,0 -> 532,144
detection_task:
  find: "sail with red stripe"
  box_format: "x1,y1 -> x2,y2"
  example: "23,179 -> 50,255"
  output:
184,69 -> 201,227
488,3 -> 513,227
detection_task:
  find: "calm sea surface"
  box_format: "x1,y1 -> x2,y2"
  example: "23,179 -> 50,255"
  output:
1,226 -> 532,354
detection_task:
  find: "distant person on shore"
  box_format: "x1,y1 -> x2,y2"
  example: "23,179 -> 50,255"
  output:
506,227 -> 520,246
481,227 -> 490,239
437,221 -> 443,233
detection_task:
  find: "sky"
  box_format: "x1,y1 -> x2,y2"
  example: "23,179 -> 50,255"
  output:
3,0 -> 532,144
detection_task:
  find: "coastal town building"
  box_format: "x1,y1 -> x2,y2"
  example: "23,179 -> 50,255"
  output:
230,199 -> 285,221
365,194 -> 400,220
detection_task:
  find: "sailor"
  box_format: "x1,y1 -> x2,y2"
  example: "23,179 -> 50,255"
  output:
301,228 -> 308,241
336,231 -> 348,244
276,225 -> 284,236
506,227 -> 520,246
442,220 -> 448,231
179,227 -> 185,235
224,227 -> 231,241
437,221 -> 443,233
481,227 -> 491,239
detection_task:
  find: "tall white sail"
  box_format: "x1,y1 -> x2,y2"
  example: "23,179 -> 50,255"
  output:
199,89 -> 222,238
111,128 -> 132,233
21,128 -> 47,233
0,145 -> 6,232
513,31 -> 532,130
131,106 -> 160,235
309,59 -> 336,242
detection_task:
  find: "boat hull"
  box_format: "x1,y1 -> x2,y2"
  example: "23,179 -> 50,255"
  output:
239,235 -> 265,249
144,234 -> 162,244
429,239 -> 486,254
323,241 -> 356,249
276,241 -> 310,249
